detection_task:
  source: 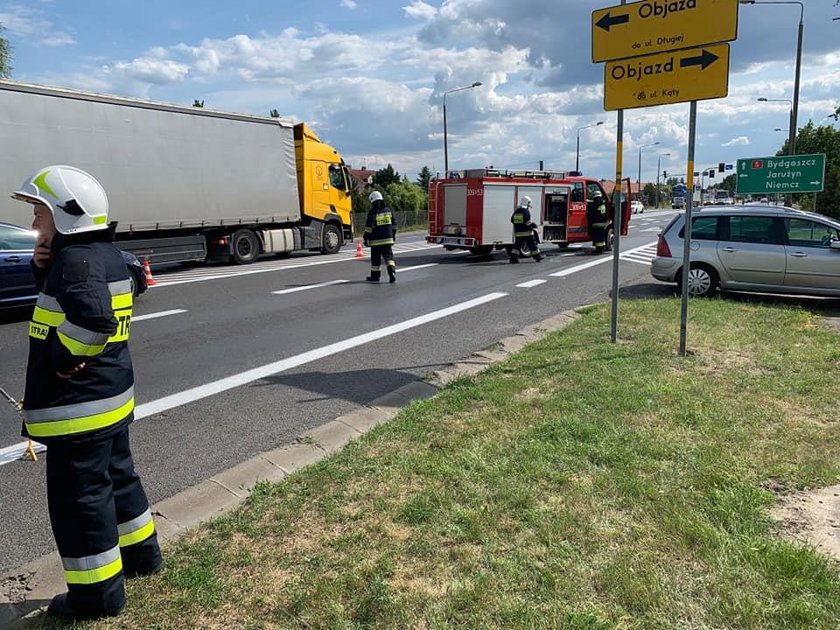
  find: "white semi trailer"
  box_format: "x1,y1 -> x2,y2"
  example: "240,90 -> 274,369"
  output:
0,80 -> 354,264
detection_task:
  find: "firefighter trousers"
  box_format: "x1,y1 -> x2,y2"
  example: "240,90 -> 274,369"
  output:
369,245 -> 396,280
590,222 -> 608,251
510,234 -> 541,260
46,425 -> 161,615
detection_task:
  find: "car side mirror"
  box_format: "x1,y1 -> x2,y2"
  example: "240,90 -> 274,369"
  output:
830,239 -> 840,251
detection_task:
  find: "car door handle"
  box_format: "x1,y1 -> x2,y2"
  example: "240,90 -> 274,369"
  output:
721,247 -> 736,253
790,252 -> 807,258
3,255 -> 22,262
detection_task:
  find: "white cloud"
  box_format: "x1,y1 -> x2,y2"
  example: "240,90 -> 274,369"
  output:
339,0 -> 357,8
114,58 -> 190,85
403,1 -> 437,20
723,136 -> 750,147
40,32 -> 76,47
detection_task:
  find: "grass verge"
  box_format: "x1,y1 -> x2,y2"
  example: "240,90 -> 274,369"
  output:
29,298 -> 840,629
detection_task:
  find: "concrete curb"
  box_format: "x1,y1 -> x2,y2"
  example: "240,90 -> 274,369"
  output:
0,308 -> 582,627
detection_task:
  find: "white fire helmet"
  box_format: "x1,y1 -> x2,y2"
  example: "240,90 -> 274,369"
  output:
12,165 -> 109,235
369,190 -> 383,203
519,195 -> 532,209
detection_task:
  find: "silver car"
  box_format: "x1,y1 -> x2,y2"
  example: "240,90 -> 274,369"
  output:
651,205 -> 840,297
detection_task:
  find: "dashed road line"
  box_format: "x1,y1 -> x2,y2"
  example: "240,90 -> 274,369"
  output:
133,309 -> 188,322
273,280 -> 348,295
396,263 -> 439,273
516,279 -> 547,288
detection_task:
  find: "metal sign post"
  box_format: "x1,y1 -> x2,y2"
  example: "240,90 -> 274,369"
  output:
679,102 -> 697,356
609,0 -> 626,344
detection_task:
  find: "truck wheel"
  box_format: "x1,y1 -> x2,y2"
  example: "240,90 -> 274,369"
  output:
469,245 -> 493,257
321,223 -> 342,255
604,228 -> 615,252
230,229 -> 260,265
556,242 -> 569,250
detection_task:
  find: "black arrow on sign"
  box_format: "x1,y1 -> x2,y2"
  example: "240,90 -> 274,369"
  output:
596,12 -> 630,32
680,49 -> 720,70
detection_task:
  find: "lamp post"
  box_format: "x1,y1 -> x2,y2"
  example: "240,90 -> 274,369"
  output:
575,121 -> 604,172
742,1 -> 804,157
655,152 -> 670,209
443,81 -> 482,175
637,142 -> 660,202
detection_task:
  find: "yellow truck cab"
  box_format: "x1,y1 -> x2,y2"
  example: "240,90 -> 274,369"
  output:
294,123 -> 353,251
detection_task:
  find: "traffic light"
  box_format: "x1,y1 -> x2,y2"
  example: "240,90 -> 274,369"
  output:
718,162 -> 725,173
708,170 -> 715,179
662,170 -> 668,178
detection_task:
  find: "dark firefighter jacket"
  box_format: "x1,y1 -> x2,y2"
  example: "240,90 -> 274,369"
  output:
364,203 -> 396,246
22,227 -> 134,444
511,206 -> 537,238
587,197 -> 608,227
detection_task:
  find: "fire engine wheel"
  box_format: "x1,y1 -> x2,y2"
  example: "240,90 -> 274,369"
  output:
604,228 -> 615,252
230,229 -> 260,265
469,245 -> 494,256
556,242 -> 570,250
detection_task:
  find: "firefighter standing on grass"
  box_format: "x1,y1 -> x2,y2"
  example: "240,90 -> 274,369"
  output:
11,165 -> 162,621
364,190 -> 397,283
587,190 -> 609,254
509,196 -> 543,263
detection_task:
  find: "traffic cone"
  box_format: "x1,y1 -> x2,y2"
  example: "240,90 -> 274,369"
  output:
354,239 -> 365,258
142,259 -> 157,286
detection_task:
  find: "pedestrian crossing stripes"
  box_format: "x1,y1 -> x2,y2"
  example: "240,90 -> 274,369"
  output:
620,244 -> 658,266
151,241 -> 442,287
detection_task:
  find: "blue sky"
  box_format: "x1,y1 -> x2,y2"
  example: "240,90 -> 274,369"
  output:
1,0 -> 839,183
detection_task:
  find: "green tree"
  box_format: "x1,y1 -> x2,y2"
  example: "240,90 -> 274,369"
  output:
720,173 -> 736,195
0,23 -> 12,78
373,164 -> 401,189
385,179 -> 426,215
642,183 -> 656,204
415,166 -> 432,192
778,122 -> 840,219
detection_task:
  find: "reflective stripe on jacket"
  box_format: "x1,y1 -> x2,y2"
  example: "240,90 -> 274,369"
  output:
23,238 -> 135,441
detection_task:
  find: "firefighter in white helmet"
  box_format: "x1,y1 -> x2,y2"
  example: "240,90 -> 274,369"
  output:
509,195 -> 543,263
11,165 -> 162,620
363,190 -> 397,282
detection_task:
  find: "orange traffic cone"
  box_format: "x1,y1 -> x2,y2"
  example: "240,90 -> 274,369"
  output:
142,259 -> 157,286
354,239 -> 365,258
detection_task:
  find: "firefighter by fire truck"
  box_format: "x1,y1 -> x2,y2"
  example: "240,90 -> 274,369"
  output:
363,191 -> 397,283
509,196 -> 543,263
586,190 -> 609,254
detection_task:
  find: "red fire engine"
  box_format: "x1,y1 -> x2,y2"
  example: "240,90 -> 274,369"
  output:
427,169 -> 632,255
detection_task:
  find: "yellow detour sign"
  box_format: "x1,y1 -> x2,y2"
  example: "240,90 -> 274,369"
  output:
592,0 -> 739,63
604,43 -> 729,111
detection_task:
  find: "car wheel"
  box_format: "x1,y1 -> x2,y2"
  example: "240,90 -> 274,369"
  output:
230,229 -> 260,264
677,264 -> 719,298
320,223 -> 342,255
604,228 -> 615,252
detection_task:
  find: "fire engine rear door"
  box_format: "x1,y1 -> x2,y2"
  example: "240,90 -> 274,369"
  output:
543,187 -> 571,243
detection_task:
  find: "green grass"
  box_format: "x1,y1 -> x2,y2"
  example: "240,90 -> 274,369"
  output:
27,298 -> 840,629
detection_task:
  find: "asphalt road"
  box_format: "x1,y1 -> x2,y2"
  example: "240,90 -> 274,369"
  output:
0,211 -> 676,572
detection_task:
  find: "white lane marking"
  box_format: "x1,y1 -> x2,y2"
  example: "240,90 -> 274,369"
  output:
641,227 -> 662,232
550,241 -> 656,278
133,309 -> 188,322
0,292 -> 508,466
134,292 -> 508,419
273,280 -> 348,295
0,442 -> 46,466
516,279 -> 547,288
396,263 -> 439,273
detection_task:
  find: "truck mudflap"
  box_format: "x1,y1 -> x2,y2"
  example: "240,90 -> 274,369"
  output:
426,235 -> 477,248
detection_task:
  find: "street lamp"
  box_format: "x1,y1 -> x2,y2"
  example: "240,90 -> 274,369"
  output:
575,121 -> 604,172
637,142 -> 660,201
742,1 -> 804,156
655,152 -> 671,209
774,128 -> 790,132
757,97 -> 795,151
443,81 -> 482,174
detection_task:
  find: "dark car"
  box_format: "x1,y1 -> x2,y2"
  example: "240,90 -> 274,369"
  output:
0,222 -> 147,309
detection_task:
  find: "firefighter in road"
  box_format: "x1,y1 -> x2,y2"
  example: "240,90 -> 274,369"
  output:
509,196 -> 543,263
587,190 -> 609,254
12,165 -> 162,621
364,190 -> 397,283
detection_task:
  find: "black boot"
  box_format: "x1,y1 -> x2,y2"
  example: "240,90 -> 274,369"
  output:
388,268 -> 396,283
47,592 -> 124,621
509,257 -> 520,264
366,272 -> 381,282
534,255 -> 544,262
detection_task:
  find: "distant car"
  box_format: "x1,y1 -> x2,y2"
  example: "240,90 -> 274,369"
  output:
0,222 -> 147,309
650,206 -> 840,297
631,200 -> 645,214
672,197 -> 686,209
